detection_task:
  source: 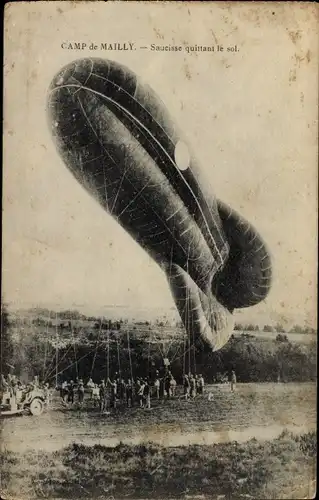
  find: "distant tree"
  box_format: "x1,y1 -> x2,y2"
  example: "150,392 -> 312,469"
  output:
275,323 -> 285,333
234,323 -> 243,331
289,324 -> 304,334
263,325 -> 274,332
245,323 -> 257,331
276,333 -> 289,342
303,326 -> 316,334
1,300 -> 14,375
294,325 -> 303,333
59,310 -> 82,320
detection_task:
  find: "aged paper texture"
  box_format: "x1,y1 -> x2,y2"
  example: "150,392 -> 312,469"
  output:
1,1 -> 318,499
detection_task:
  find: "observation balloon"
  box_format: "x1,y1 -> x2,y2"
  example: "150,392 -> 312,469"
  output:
47,58 -> 272,352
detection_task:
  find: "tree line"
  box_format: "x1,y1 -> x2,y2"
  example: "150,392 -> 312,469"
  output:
7,306 -> 317,335
234,322 -> 316,334
2,302 -> 316,385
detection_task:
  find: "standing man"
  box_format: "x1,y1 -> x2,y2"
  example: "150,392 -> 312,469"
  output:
119,379 -> 126,403
108,378 -> 117,408
164,373 -> 171,399
170,376 -> 177,397
61,380 -> 68,403
86,377 -> 95,400
189,374 -> 197,399
99,380 -> 106,413
126,379 -> 133,408
183,374 -> 190,400
92,383 -> 100,408
67,380 -> 75,404
143,379 -> 151,409
198,374 -> 205,395
230,370 -> 237,392
77,380 -> 85,407
154,375 -> 160,400
137,379 -> 145,408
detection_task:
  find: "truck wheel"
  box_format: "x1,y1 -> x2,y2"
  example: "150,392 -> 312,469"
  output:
29,398 -> 44,416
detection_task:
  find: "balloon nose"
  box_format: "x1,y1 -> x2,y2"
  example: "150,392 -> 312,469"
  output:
49,59 -> 95,94
47,59 -> 99,141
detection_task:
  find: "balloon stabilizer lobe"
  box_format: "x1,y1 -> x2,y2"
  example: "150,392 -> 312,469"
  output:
47,58 -> 272,351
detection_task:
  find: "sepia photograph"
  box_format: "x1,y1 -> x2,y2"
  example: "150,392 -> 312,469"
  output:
1,2 -> 317,499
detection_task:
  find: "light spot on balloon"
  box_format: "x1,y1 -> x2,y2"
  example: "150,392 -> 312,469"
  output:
174,140 -> 190,171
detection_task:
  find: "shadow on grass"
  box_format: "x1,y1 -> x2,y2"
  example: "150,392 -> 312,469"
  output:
1,431 -> 316,499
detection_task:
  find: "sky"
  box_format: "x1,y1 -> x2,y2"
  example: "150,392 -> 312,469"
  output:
3,2 -> 318,328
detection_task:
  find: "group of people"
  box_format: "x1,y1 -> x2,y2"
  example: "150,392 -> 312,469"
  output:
183,373 -> 205,399
97,377 -> 151,411
59,376 -> 153,411
60,378 -> 85,405
58,370 -> 206,412
1,368 -> 236,415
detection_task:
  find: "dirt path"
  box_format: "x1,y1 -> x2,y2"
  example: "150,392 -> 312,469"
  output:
2,420 -> 315,453
1,382 -> 316,453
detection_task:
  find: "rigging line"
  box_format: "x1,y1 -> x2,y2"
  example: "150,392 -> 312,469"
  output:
90,318 -> 102,377
172,342 -> 194,364
183,334 -> 186,377
101,150 -> 109,211
72,58 -> 94,96
46,348 -> 97,380
70,320 -> 79,379
167,212 -> 176,305
43,349 -> 59,381
116,178 -> 152,219
43,327 -> 76,380
184,288 -> 189,374
169,342 -> 184,363
186,243 -> 191,375
42,313 -> 50,381
163,332 -> 179,361
162,338 -> 170,358
127,329 -> 133,382
109,147 -> 131,216
147,336 -> 151,375
106,329 -> 110,381
116,334 -> 121,377
192,325 -> 197,376
156,338 -> 165,360
55,82 -> 226,265
191,244 -> 197,376
55,312 -> 58,387
38,316 -> 54,382
44,344 -> 73,382
88,71 -> 228,251
75,92 -> 192,263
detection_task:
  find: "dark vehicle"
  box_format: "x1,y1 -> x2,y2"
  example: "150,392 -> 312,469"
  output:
0,386 -> 47,417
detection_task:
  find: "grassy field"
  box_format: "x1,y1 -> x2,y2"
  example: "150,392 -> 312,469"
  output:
1,383 -> 316,453
1,383 -> 316,499
0,431 -> 316,500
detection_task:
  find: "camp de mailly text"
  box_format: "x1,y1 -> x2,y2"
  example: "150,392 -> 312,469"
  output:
60,42 -> 238,53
